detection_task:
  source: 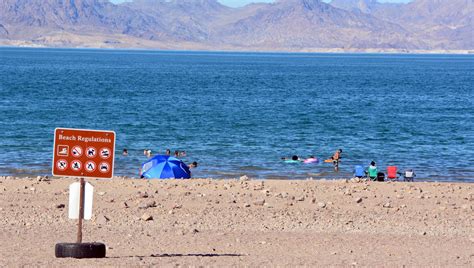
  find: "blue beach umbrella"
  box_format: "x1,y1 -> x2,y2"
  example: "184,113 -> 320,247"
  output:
141,155 -> 191,179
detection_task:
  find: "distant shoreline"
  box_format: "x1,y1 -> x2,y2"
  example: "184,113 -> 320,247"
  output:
1,42 -> 472,55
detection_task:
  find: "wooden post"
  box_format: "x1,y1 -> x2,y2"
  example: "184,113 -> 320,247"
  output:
76,177 -> 85,243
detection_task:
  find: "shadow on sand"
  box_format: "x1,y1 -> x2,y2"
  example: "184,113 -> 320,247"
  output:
108,253 -> 244,259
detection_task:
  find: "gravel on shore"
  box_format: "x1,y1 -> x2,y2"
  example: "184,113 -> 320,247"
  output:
0,176 -> 472,266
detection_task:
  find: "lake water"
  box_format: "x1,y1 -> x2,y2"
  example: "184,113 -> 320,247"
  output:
0,48 -> 473,181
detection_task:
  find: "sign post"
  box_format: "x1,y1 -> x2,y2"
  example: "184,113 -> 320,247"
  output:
77,177 -> 85,244
53,128 -> 115,259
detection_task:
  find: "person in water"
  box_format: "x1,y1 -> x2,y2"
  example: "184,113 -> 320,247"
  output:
304,155 -> 318,163
174,150 -> 180,157
367,161 -> 378,181
165,149 -> 171,156
143,149 -> 152,158
187,161 -> 198,177
122,149 -> 128,156
332,149 -> 342,170
281,155 -> 300,161
281,155 -> 303,163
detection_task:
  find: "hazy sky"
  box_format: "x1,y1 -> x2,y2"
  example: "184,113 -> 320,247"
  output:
110,0 -> 413,8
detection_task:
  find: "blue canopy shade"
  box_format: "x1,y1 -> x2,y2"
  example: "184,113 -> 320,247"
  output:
141,155 -> 191,179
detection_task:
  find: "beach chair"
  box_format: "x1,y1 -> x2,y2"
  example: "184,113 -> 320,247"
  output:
377,172 -> 385,182
387,166 -> 399,181
403,169 -> 416,182
367,167 -> 378,181
354,165 -> 366,178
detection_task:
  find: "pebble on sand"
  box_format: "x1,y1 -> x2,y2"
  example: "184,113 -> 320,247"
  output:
96,215 -> 110,225
138,200 -> 156,209
141,213 -> 153,221
137,191 -> 149,198
239,176 -> 250,181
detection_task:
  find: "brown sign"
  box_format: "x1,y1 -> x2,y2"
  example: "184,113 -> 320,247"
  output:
52,128 -> 116,179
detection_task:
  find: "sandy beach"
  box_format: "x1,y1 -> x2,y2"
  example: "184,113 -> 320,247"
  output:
0,176 -> 472,266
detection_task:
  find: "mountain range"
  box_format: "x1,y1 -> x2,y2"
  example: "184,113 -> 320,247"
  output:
0,0 -> 472,52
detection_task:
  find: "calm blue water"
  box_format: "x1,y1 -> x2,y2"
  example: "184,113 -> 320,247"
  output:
0,48 -> 473,181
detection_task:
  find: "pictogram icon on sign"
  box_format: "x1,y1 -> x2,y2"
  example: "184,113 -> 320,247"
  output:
71,160 -> 82,171
58,145 -> 69,156
99,162 -> 110,173
72,146 -> 83,157
100,148 -> 111,159
85,161 -> 96,172
57,159 -> 68,171
53,128 -> 115,179
86,147 -> 97,158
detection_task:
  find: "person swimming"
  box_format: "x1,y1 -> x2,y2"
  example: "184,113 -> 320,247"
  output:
282,155 -> 302,163
187,161 -> 198,177
304,155 -> 319,163
189,161 -> 198,169
172,150 -> 187,158
122,149 -> 128,156
143,149 -> 152,158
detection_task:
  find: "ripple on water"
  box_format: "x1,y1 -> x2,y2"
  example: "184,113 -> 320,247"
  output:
0,48 -> 473,182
